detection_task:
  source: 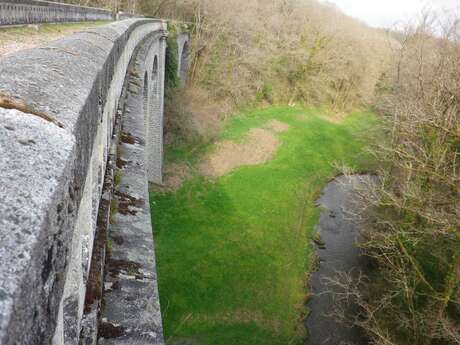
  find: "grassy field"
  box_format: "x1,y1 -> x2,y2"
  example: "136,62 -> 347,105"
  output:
150,106 -> 378,345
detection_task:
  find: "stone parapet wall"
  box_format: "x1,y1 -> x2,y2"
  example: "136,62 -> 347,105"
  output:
0,0 -> 114,25
99,34 -> 166,344
0,18 -> 167,345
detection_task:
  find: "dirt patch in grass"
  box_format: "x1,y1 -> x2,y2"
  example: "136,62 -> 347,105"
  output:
159,120 -> 291,188
198,126 -> 283,178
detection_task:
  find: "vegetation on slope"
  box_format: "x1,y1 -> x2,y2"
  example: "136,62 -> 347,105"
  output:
336,16 -> 460,345
162,0 -> 395,144
150,107 -> 378,345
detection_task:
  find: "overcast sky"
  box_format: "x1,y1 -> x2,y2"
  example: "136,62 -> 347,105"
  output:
319,0 -> 460,28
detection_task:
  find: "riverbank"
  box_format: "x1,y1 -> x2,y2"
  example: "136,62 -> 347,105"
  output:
150,106 -> 379,345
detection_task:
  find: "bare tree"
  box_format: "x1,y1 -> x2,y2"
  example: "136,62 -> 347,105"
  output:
339,13 -> 460,345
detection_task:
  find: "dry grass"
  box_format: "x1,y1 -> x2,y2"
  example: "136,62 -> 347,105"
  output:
164,88 -> 229,145
154,162 -> 192,192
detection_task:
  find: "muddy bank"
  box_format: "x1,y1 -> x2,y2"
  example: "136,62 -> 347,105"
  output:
305,175 -> 372,345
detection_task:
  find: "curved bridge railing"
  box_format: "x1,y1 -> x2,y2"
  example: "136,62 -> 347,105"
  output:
0,18 -> 188,345
0,0 -> 115,25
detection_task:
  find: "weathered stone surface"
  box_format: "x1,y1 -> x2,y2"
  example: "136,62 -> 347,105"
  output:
0,108 -> 76,344
0,19 -> 168,345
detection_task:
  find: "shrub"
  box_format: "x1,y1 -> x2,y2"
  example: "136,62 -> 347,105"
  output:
165,32 -> 180,92
345,14 -> 460,345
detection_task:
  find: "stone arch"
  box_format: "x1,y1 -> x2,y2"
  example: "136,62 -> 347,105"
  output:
144,71 -> 149,99
179,41 -> 189,86
152,55 -> 159,94
145,40 -> 166,185
176,33 -> 190,87
152,55 -> 158,78
143,71 -> 149,127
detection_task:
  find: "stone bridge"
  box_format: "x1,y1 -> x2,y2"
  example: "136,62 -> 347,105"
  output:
0,0 -> 138,26
0,12 -> 190,345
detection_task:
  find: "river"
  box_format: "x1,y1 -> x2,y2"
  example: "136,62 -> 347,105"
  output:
305,175 -> 373,345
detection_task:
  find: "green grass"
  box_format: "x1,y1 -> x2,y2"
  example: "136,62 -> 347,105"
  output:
150,106 -> 379,345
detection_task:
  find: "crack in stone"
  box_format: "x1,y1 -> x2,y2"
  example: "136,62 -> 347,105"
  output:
0,94 -> 65,128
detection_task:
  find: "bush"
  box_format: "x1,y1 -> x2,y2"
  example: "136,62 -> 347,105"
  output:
347,14 -> 460,345
165,33 -> 180,92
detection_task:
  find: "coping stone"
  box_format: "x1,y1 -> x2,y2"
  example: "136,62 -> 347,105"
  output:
0,108 -> 76,344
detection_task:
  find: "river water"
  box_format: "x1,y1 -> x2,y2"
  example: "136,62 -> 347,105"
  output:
304,175 -> 372,345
